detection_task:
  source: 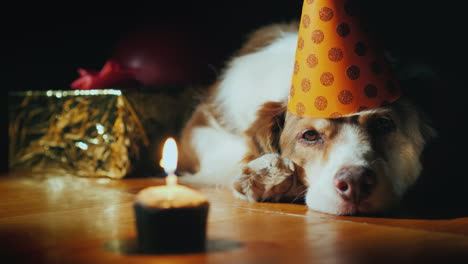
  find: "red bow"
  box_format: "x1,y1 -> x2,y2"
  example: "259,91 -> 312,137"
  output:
71,60 -> 139,90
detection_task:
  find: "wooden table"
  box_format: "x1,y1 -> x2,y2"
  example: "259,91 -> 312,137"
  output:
1,171 -> 468,264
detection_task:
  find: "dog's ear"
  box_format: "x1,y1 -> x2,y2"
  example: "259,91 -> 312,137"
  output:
243,101 -> 287,162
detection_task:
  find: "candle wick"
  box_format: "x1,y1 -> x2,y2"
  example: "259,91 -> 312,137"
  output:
166,173 -> 178,186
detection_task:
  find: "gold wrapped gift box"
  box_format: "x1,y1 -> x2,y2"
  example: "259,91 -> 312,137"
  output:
8,89 -> 196,179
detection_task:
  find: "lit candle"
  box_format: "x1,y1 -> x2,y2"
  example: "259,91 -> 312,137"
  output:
134,137 -> 209,253
159,137 -> 178,187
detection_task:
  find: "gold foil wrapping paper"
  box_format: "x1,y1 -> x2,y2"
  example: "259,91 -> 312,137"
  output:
8,89 -> 196,179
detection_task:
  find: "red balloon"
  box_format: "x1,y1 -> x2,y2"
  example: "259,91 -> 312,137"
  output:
112,26 -> 210,87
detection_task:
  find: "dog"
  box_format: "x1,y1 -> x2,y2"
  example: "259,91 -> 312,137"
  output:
177,23 -> 435,215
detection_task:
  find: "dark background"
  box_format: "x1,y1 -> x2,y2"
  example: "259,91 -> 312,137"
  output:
7,0 -> 466,91
4,0 -> 467,216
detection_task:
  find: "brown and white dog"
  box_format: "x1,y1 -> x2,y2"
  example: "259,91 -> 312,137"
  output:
178,23 -> 435,215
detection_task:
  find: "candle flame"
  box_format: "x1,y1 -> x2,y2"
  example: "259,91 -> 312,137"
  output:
160,137 -> 178,186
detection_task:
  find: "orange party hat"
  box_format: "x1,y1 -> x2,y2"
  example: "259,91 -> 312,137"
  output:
288,0 -> 401,118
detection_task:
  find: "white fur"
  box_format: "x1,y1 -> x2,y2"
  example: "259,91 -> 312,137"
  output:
184,28 -> 428,215
214,33 -> 297,132
187,126 -> 246,185
305,124 -> 375,214
187,33 -> 298,184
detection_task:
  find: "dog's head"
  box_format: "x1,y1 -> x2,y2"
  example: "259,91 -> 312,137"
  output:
249,99 -> 435,215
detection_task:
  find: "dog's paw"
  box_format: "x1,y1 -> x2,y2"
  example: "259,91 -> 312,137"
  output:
233,153 -> 301,202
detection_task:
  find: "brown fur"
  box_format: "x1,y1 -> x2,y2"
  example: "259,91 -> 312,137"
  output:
177,22 -> 435,214
242,101 -> 286,163
177,23 -> 298,173
239,99 -> 435,203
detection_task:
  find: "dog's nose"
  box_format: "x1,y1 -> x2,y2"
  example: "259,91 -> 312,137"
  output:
334,166 -> 376,203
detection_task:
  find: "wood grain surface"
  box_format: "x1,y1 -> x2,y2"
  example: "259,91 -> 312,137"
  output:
1,171 -> 467,264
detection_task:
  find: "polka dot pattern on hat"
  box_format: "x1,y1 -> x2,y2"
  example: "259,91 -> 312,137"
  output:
330,112 -> 342,118
338,90 -> 353,104
298,37 -> 305,50
328,47 -> 343,62
314,96 -> 328,110
294,61 -> 300,74
307,54 -> 318,68
301,78 -> 312,92
287,0 -> 401,118
364,84 -> 378,98
320,72 -> 334,86
346,65 -> 360,80
296,102 -> 306,116
311,30 -> 325,44
336,23 -> 350,37
319,7 -> 334,22
303,15 -> 311,28
290,85 -> 295,98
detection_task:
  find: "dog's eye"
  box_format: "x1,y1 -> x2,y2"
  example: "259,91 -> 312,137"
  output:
301,130 -> 321,143
371,116 -> 396,134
